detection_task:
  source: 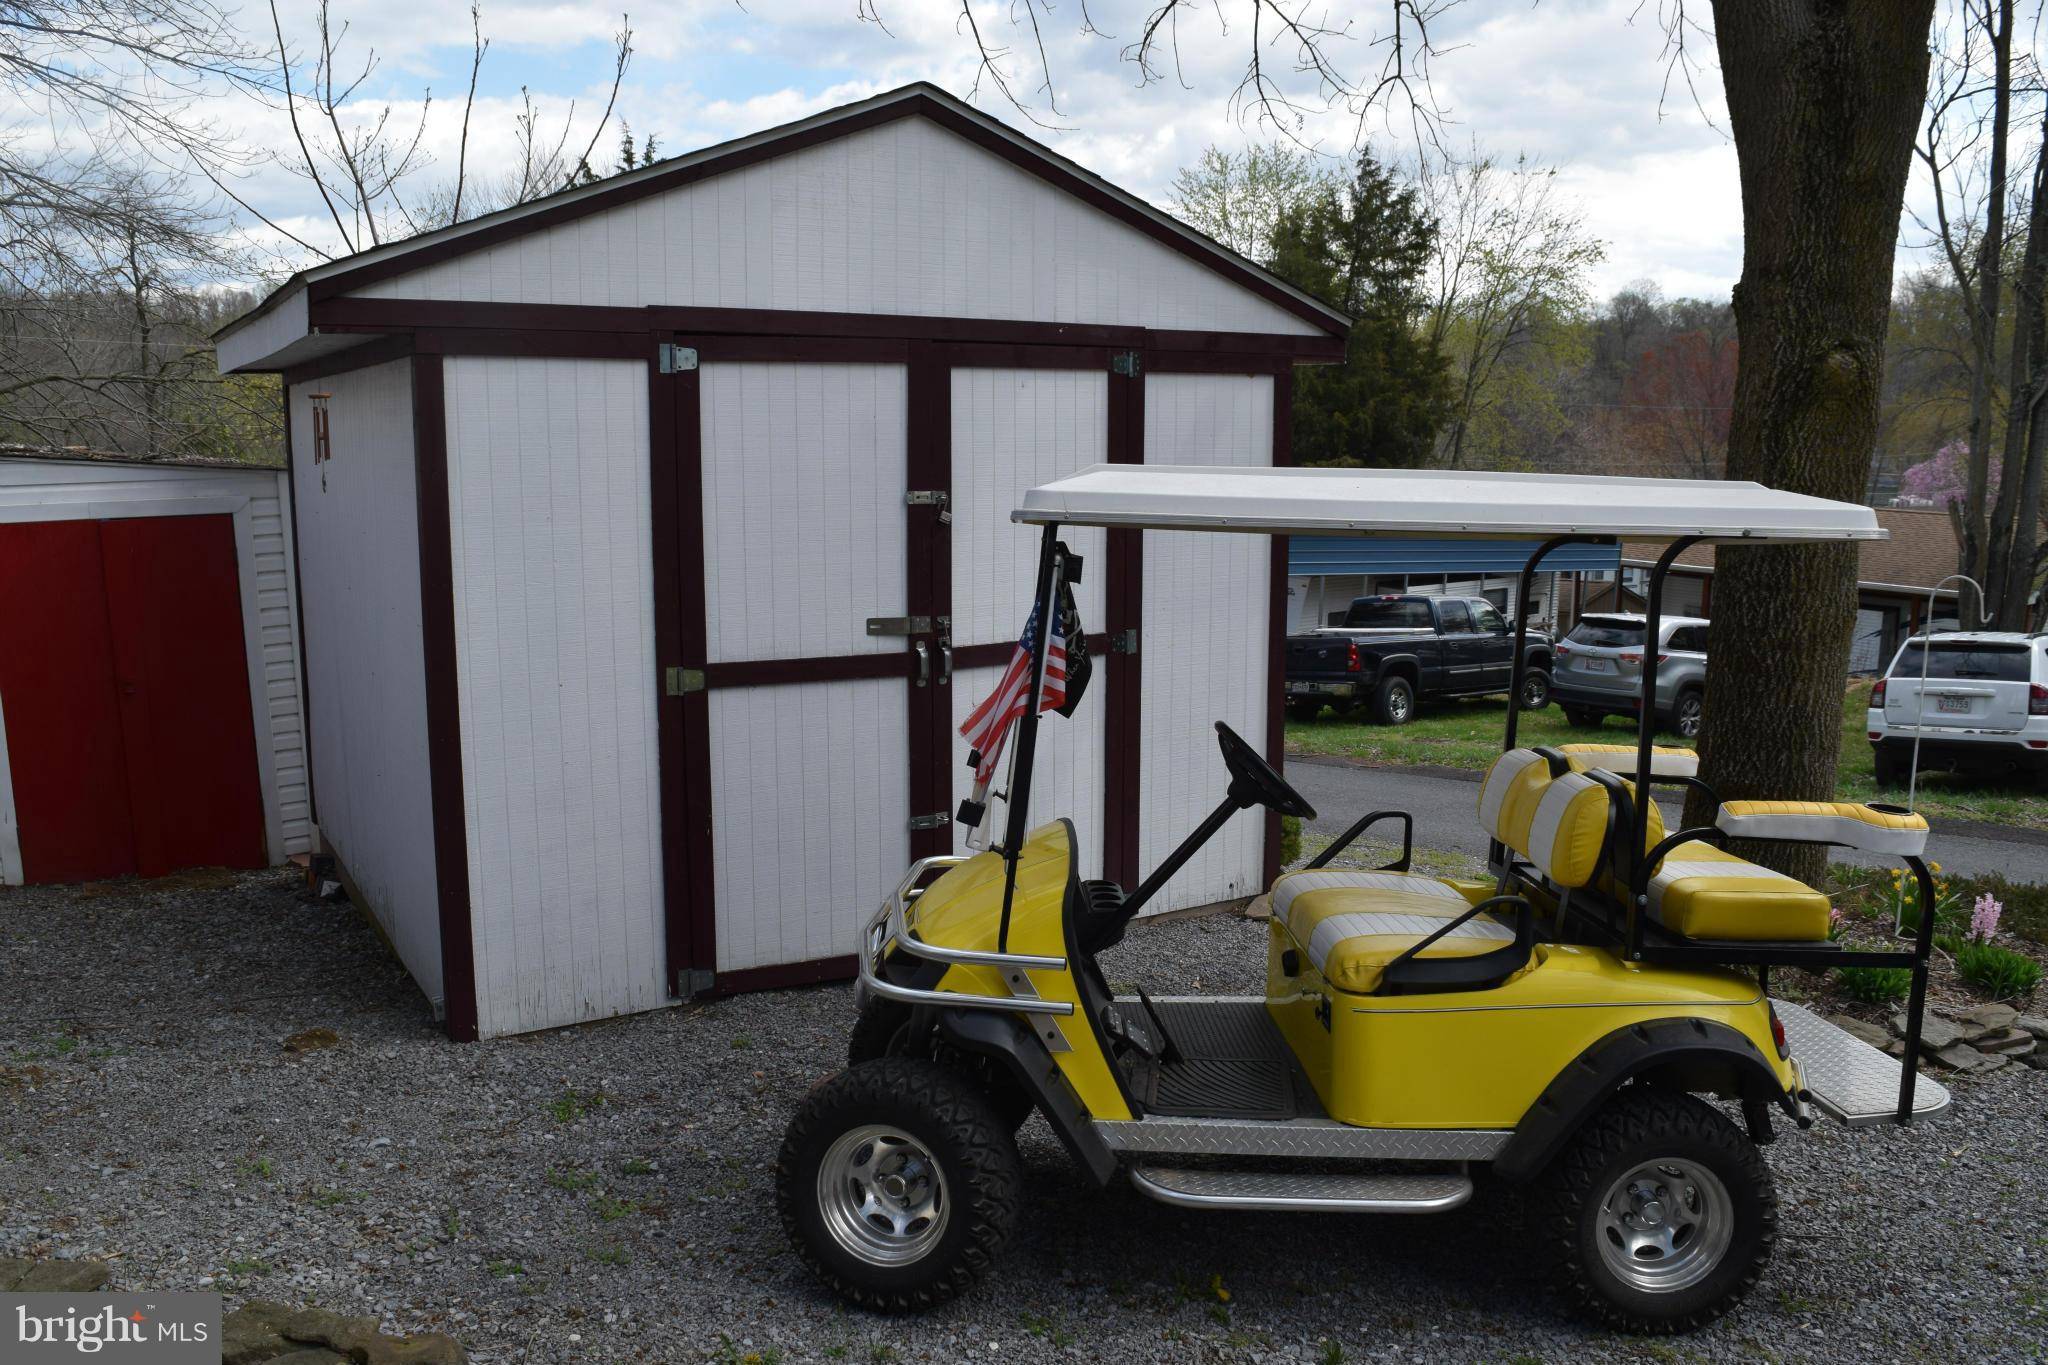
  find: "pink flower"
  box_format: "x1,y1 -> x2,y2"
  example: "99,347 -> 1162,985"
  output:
1968,893 -> 2003,943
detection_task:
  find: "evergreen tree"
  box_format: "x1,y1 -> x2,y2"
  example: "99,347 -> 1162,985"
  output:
1270,149 -> 1451,468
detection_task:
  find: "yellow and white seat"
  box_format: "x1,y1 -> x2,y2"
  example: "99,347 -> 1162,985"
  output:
1270,869 -> 1507,995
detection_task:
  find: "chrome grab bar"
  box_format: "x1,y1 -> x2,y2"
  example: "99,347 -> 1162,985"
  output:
857,856 -> 1075,1016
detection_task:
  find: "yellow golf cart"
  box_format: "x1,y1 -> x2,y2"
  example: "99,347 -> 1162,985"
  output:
776,466 -> 1947,1333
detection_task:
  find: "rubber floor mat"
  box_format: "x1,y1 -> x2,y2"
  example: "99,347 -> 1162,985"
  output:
1139,1000 -> 1312,1121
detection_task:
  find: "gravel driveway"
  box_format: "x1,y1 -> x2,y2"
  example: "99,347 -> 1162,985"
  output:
1,869 -> 2043,1363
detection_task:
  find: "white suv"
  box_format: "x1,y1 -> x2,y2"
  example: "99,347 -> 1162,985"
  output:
1868,631 -> 2048,785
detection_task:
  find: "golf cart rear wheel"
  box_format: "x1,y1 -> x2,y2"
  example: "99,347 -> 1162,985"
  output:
777,1058 -> 1021,1312
1543,1087 -> 1776,1334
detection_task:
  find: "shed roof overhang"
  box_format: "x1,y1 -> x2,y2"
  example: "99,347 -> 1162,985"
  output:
1014,465 -> 1888,545
215,83 -> 1351,374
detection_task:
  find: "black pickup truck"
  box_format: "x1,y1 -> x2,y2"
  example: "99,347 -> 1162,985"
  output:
1285,595 -> 1554,725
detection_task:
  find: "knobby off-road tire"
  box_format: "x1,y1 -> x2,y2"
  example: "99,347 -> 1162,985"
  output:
1542,1087 -> 1777,1334
778,1058 -> 1022,1312
847,998 -> 1036,1131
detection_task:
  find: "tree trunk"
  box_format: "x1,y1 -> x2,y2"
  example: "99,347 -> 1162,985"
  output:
1689,0 -> 1937,883
1963,1 -> 2015,583
1989,123 -> 2048,626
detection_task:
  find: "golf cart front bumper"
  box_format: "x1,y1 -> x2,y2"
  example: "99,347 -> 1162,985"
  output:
855,855 -> 1075,1020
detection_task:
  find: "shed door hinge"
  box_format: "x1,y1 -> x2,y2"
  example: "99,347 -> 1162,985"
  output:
908,812 -> 951,831
1110,351 -> 1141,378
659,343 -> 698,374
665,666 -> 706,696
1111,628 -> 1139,655
906,489 -> 951,523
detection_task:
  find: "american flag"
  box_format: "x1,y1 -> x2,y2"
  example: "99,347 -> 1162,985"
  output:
959,602 -> 1067,784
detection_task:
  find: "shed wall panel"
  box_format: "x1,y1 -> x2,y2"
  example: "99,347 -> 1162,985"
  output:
288,362 -> 441,994
1137,374 -> 1273,912
709,679 -> 909,972
947,366 -> 1109,869
699,363 -> 908,663
443,356 -> 669,1038
351,119 -> 1319,337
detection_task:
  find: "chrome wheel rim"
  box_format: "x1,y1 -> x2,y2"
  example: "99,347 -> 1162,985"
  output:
1595,1158 -> 1733,1293
817,1124 -> 950,1267
1677,699 -> 1702,738
1523,675 -> 1548,707
1389,686 -> 1411,721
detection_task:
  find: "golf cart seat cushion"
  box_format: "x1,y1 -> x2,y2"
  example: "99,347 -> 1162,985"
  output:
1716,800 -> 1930,857
1275,874 -> 1515,995
1558,743 -> 1699,779
1271,869 -> 1472,931
1477,748 -> 1554,846
1646,841 -> 1833,941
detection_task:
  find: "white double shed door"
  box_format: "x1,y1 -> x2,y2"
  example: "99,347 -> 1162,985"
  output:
448,342 -> 1281,1026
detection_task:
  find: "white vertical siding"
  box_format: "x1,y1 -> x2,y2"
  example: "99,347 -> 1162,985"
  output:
0,457 -> 311,870
699,363 -> 908,663
443,357 -> 668,1038
708,680 -> 909,971
288,362 -> 441,997
351,119 -> 1319,337
947,367 -> 1109,872
698,361 -> 912,972
1138,374 -> 1274,913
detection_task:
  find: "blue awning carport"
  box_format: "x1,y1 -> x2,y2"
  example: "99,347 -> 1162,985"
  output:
1288,537 -> 1622,577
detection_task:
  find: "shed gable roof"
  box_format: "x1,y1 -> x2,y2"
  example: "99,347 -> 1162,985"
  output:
218,83 -> 1349,354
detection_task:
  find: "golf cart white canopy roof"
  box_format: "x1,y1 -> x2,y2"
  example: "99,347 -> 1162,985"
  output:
1013,465 -> 1886,543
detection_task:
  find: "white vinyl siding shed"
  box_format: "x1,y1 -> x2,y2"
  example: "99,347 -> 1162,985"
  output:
215,83 -> 1349,1040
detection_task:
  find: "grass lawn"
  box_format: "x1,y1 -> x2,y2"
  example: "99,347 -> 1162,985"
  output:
1287,678 -> 2048,831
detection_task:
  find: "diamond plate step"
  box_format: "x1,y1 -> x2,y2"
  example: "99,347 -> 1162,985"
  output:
1775,998 -> 1952,1128
1129,1164 -> 1473,1213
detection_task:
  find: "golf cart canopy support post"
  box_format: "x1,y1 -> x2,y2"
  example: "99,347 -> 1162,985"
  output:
997,522 -> 1063,952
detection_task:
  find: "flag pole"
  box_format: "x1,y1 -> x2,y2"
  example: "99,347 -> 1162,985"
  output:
998,523 -> 1062,952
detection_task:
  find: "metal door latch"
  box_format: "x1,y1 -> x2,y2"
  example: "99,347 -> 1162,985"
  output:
664,666 -> 706,695
908,812 -> 951,831
906,490 -> 951,524
866,616 -> 934,636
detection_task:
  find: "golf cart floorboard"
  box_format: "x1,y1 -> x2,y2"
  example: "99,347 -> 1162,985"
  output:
1134,999 -> 1322,1122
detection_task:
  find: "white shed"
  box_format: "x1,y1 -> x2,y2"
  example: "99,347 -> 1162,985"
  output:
214,83 -> 1348,1040
0,452 -> 308,884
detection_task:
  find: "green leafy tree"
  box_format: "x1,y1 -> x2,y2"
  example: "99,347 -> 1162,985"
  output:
1269,148 -> 1452,468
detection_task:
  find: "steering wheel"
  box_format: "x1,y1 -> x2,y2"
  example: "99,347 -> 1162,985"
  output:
1215,721 -> 1317,819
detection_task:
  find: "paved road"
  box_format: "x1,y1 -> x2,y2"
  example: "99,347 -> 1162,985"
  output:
1288,754 -> 2048,884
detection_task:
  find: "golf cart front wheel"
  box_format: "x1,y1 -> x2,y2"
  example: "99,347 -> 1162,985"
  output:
1543,1087 -> 1776,1334
777,1058 -> 1021,1313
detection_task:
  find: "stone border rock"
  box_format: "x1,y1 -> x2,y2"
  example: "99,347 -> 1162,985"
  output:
1828,1003 -> 2048,1075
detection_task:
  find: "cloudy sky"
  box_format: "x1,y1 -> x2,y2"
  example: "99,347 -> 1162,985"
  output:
205,0 -> 1905,302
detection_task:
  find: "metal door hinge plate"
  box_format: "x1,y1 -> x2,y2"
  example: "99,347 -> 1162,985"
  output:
908,812 -> 951,831
1111,351 -> 1142,377
1111,628 -> 1139,655
659,343 -> 698,373
665,666 -> 706,695
867,616 -> 934,636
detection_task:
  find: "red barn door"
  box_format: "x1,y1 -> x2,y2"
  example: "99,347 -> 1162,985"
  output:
0,514 -> 265,883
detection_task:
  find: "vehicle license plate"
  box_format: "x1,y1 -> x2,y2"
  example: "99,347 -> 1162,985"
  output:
1936,695 -> 1970,714
1579,658 -> 1614,674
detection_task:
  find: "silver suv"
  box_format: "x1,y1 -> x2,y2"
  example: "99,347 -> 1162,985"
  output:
1551,613 -> 1710,738
1868,632 -> 2048,785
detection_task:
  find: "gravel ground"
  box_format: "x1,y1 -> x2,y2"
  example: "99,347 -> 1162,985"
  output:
2,868 -> 2044,1364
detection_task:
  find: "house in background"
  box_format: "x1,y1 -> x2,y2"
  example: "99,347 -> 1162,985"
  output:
1602,507 -> 1964,673
211,83 -> 1350,1040
0,448 -> 308,885
1286,538 -> 1621,633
